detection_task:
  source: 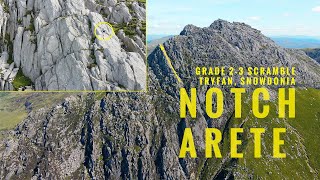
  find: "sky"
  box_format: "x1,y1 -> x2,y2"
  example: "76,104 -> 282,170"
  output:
147,0 -> 320,37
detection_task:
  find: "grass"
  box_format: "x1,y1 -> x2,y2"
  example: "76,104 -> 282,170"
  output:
0,92 -> 27,131
2,3 -> 9,13
125,18 -> 139,37
199,89 -> 320,179
25,23 -> 35,32
141,21 -> 146,35
126,2 -> 133,13
25,16 -> 35,33
112,22 -> 135,37
0,111 -> 27,131
288,89 -> 320,173
17,19 -> 23,25
12,69 -> 33,90
0,93 -> 75,132
112,25 -> 121,35
0,94 -> 28,131
111,18 -> 144,38
138,0 -> 146,3
232,88 -> 320,179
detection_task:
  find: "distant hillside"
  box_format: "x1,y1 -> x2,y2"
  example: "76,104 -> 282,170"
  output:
147,35 -> 173,43
147,35 -> 173,55
271,36 -> 320,49
302,48 -> 320,63
149,36 -> 320,50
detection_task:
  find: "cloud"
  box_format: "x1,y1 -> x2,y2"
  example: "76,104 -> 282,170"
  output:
248,16 -> 261,21
260,26 -> 320,36
312,6 -> 320,12
148,20 -> 186,35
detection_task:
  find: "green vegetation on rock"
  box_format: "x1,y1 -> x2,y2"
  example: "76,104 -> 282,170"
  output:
12,69 -> 33,90
25,23 -> 35,32
2,3 -> 10,13
112,18 -> 145,38
138,0 -> 146,4
141,21 -> 146,34
203,88 -> 320,179
0,93 -> 74,131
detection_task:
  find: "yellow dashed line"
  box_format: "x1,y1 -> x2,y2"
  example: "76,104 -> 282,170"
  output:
159,44 -> 182,83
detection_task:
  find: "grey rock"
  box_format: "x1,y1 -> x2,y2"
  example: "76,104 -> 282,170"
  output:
303,48 -> 320,64
0,80 -> 4,89
109,2 -> 132,24
133,35 -> 145,49
8,68 -> 19,79
0,52 -> 9,65
8,63 -> 14,71
125,52 -> 146,89
132,2 -> 146,21
0,0 -> 146,91
13,27 -> 24,68
3,69 -> 11,81
105,0 -> 117,7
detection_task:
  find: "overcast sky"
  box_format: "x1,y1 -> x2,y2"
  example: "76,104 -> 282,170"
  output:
148,0 -> 320,37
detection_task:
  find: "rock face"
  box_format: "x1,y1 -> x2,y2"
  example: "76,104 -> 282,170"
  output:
303,48 -> 320,64
0,20 -> 320,179
0,0 -> 146,91
0,52 -> 17,90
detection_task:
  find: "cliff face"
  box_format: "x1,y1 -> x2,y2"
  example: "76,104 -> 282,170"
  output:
0,0 -> 146,91
303,48 -> 320,64
1,20 -> 320,179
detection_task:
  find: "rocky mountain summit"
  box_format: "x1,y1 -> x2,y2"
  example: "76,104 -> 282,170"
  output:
0,20 -> 320,179
176,20 -> 319,87
0,0 -> 146,91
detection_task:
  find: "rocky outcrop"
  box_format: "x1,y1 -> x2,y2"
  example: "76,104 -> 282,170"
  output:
0,0 -> 146,91
0,52 -> 17,90
0,20 -> 319,179
303,48 -> 320,64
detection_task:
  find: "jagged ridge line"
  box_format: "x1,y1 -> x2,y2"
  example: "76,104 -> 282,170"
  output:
159,44 -> 182,83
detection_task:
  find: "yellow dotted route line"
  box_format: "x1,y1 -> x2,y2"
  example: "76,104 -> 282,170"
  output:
159,44 -> 182,83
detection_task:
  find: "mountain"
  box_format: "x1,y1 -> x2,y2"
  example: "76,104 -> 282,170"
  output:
271,36 -> 320,49
0,0 -> 146,91
1,20 -> 320,179
302,48 -> 320,64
